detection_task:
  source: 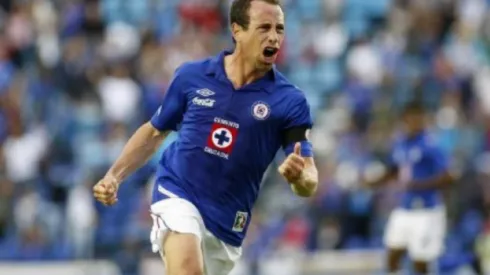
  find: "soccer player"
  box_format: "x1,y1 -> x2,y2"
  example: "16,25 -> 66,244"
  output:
364,101 -> 453,275
92,1 -> 318,275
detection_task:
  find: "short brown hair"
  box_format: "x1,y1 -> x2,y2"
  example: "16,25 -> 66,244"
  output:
230,0 -> 281,30
402,101 -> 426,115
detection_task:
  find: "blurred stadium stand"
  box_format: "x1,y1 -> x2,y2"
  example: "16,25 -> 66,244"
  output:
1,0 -> 490,274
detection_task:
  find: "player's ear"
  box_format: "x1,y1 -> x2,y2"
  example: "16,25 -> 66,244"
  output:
231,23 -> 244,43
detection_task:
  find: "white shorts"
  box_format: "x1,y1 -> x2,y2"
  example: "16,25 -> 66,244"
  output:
383,207 -> 446,261
150,197 -> 242,275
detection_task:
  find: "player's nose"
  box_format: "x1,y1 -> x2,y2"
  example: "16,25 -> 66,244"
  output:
268,32 -> 279,45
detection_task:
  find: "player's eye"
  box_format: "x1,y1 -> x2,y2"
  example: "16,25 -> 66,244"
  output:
258,24 -> 271,31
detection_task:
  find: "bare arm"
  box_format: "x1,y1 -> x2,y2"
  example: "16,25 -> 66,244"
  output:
364,167 -> 398,189
105,122 -> 171,184
290,157 -> 318,197
405,171 -> 453,191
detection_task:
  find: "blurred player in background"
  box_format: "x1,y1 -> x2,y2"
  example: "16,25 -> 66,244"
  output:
93,0 -> 318,275
364,102 -> 453,275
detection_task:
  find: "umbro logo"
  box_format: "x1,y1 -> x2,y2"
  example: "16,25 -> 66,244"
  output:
196,88 -> 215,97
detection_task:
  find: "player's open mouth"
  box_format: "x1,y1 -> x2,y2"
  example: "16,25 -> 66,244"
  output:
263,47 -> 278,57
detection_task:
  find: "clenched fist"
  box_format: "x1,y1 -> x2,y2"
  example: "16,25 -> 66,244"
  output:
93,175 -> 120,206
278,142 -> 305,183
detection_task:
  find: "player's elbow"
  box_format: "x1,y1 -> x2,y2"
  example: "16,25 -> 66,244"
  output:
292,179 -> 318,197
442,171 -> 455,187
299,187 -> 317,198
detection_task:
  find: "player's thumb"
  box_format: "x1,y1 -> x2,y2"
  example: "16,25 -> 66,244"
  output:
293,142 -> 301,155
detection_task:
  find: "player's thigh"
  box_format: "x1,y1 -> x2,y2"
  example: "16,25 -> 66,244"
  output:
150,198 -> 206,275
384,208 -> 410,249
163,231 -> 204,275
408,208 -> 446,262
202,230 -> 242,275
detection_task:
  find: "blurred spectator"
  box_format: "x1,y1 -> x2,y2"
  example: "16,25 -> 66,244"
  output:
3,123 -> 49,184
97,64 -> 142,125
65,177 -> 96,259
0,177 -> 13,239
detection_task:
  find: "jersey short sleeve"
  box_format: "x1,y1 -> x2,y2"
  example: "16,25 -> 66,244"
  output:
283,91 -> 313,130
150,66 -> 187,131
282,90 -> 314,156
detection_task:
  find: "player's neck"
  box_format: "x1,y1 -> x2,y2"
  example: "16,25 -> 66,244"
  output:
407,129 -> 425,139
224,50 -> 267,89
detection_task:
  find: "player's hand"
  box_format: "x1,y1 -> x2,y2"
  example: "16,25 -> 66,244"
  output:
93,175 -> 120,206
278,142 -> 305,183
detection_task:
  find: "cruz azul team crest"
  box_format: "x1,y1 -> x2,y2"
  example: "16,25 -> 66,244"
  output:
204,117 -> 239,159
251,101 -> 271,120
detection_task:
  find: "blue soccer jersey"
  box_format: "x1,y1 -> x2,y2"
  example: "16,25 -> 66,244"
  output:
390,131 -> 449,209
150,50 -> 313,246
